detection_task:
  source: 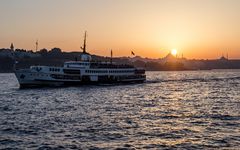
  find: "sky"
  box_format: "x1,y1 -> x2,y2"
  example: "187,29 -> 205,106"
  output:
0,0 -> 240,59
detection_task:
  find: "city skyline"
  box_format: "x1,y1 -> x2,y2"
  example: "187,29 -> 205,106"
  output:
1,0 -> 240,59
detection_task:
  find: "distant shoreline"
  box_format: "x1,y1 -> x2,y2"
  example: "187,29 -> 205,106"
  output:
1,48 -> 240,72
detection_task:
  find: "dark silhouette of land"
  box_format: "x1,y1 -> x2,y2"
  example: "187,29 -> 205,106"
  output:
0,47 -> 240,73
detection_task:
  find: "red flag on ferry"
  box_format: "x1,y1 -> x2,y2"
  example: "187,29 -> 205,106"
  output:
131,51 -> 135,55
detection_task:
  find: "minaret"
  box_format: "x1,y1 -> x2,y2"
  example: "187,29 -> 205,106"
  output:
10,43 -> 14,51
10,43 -> 16,70
81,31 -> 87,53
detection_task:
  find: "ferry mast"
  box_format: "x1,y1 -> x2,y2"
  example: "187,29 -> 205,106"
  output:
81,31 -> 87,53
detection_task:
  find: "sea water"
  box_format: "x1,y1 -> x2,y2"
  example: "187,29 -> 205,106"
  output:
0,70 -> 239,149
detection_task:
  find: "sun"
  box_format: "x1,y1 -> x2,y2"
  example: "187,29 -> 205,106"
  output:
171,49 -> 178,56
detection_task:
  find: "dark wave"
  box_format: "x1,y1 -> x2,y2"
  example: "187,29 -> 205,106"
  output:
146,76 -> 240,84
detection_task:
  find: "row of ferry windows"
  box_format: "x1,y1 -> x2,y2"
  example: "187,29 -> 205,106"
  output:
66,63 -> 89,66
109,70 -> 133,73
49,68 -> 60,72
85,70 -> 133,73
85,70 -> 107,73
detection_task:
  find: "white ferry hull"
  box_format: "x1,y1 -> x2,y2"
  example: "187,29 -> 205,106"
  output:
14,69 -> 146,88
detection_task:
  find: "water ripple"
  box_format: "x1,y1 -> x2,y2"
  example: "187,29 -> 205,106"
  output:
0,70 -> 240,149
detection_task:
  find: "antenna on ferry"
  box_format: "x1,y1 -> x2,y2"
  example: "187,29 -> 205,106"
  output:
110,49 -> 113,64
81,31 -> 87,53
36,39 -> 38,52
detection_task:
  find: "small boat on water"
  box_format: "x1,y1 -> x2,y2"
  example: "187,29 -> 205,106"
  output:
14,32 -> 146,88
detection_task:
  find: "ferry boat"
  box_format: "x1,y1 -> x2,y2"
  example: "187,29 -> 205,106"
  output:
14,32 -> 146,88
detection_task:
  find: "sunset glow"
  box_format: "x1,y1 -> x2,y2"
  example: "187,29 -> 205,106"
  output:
171,49 -> 178,56
1,0 -> 240,59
